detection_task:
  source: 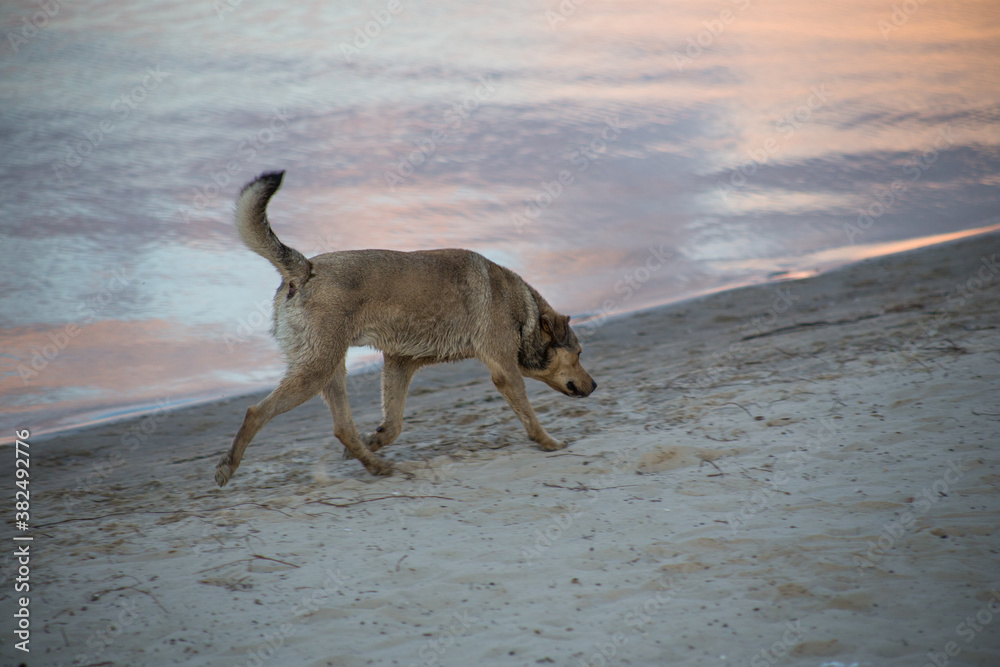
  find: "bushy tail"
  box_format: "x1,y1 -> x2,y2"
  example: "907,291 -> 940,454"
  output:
234,171 -> 312,287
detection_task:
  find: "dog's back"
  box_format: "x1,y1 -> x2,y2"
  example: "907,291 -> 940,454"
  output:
279,247 -> 538,364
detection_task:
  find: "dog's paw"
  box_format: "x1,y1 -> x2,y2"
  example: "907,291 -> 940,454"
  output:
539,439 -> 569,452
365,432 -> 385,453
365,457 -> 394,476
215,456 -> 235,487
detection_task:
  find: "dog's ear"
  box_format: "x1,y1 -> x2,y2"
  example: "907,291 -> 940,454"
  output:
540,313 -> 570,345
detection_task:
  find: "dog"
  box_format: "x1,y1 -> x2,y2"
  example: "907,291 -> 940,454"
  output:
215,171 -> 597,487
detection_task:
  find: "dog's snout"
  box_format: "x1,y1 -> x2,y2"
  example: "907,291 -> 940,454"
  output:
566,379 -> 597,397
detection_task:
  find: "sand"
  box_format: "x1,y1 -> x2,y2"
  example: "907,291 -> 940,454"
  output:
4,232 -> 1000,667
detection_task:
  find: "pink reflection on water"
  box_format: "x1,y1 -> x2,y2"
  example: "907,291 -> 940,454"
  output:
1,318 -> 282,433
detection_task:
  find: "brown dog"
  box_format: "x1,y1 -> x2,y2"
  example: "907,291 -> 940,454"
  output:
215,171 -> 596,487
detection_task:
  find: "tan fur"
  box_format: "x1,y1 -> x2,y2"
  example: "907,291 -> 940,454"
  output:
215,171 -> 596,487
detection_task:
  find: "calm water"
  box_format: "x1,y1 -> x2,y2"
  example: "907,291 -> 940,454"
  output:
2,0 -> 999,437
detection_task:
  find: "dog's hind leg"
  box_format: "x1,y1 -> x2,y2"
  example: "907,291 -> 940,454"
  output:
323,362 -> 394,476
215,367 -> 329,487
486,359 -> 567,452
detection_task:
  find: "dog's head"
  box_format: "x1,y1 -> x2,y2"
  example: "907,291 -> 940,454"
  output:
522,312 -> 597,398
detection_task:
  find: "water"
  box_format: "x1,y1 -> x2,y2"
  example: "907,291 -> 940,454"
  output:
2,0 -> 999,438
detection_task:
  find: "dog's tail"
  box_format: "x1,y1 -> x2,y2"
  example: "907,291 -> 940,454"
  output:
235,171 -> 312,287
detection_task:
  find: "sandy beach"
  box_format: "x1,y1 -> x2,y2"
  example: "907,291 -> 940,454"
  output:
5,232 -> 1000,667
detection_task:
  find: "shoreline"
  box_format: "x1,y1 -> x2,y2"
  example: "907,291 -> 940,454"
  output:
9,227 -> 1000,665
12,221 -> 1000,449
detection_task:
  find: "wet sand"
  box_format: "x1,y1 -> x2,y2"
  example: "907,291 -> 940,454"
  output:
7,231 -> 1000,667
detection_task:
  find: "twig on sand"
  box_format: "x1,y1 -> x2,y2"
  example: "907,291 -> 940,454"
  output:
480,441 -> 514,450
700,433 -> 739,443
542,482 -> 638,492
720,401 -> 756,419
302,494 -> 455,508
699,458 -> 725,477
740,313 -> 882,341
123,584 -> 169,614
208,501 -> 297,518
35,500 -> 294,529
252,554 -> 301,569
35,510 -> 203,529
396,554 -> 408,572
198,556 -> 299,574
197,558 -> 253,574
92,577 -> 169,614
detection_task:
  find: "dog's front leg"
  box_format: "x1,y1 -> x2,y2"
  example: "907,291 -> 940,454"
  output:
322,364 -> 393,476
340,355 -> 423,460
488,365 -> 567,452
